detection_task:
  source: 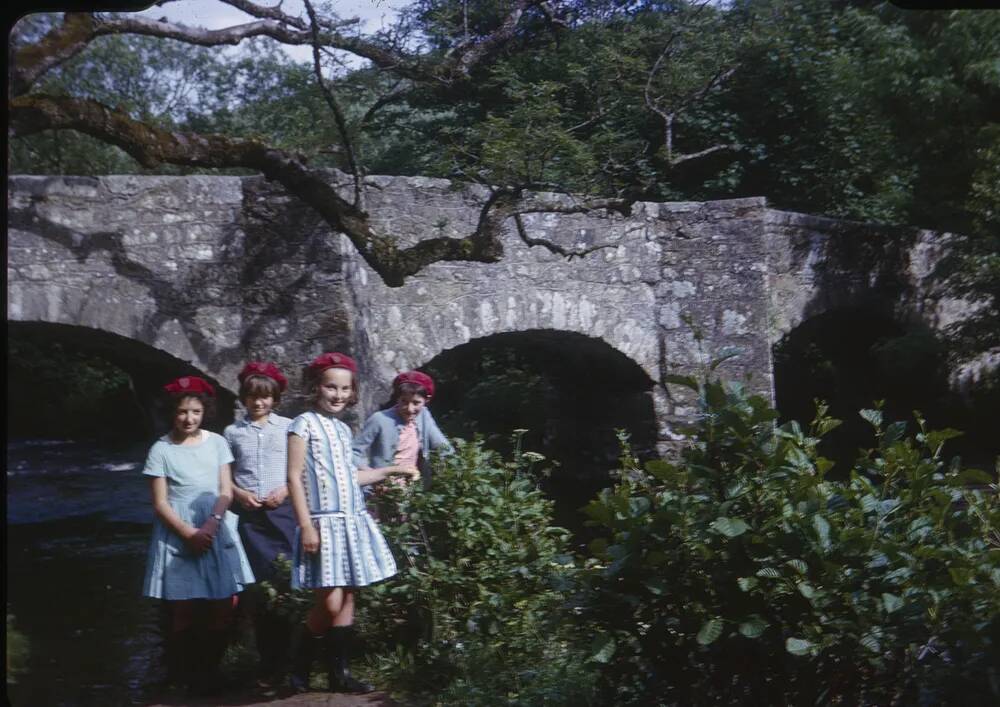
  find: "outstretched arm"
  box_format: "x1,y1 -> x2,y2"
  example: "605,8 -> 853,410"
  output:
356,465 -> 420,486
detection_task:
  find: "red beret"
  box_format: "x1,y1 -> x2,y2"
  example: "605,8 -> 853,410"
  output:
163,376 -> 215,397
393,370 -> 435,398
308,352 -> 358,376
238,361 -> 288,391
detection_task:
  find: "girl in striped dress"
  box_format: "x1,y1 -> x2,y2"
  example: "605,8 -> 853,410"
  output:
287,352 -> 419,693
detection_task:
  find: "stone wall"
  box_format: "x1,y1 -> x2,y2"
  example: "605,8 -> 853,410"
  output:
7,173 -> 968,450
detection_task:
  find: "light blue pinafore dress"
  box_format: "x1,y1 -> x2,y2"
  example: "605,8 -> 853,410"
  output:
142,431 -> 255,600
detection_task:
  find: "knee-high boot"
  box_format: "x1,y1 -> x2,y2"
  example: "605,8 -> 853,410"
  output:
162,627 -> 191,688
324,626 -> 373,694
187,627 -> 229,697
289,624 -> 323,693
256,612 -> 293,683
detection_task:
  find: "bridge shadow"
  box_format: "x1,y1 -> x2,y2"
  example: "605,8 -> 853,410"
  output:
7,176 -> 355,390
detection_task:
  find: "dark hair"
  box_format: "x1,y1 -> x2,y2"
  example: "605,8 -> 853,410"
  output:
164,391 -> 217,423
239,373 -> 282,405
391,380 -> 430,404
305,366 -> 359,407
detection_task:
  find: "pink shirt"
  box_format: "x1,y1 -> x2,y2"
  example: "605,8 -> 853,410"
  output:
393,420 -> 419,468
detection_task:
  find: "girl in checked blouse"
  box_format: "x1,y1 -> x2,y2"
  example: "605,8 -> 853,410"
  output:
286,352 -> 419,693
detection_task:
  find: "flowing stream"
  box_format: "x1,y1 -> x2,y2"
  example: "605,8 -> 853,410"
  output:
7,439 -> 162,706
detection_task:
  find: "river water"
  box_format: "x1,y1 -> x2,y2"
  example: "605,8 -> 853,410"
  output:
6,439 -> 162,706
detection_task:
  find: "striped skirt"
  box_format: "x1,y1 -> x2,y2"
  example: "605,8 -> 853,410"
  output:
291,509 -> 398,589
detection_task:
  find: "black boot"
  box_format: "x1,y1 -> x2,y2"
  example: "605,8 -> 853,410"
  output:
187,628 -> 229,697
254,612 -> 287,684
161,627 -> 191,689
324,626 -> 373,694
289,625 -> 322,693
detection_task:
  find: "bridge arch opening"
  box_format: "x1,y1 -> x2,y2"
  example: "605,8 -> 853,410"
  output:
411,330 -> 658,530
7,321 -> 237,444
772,307 -> 997,472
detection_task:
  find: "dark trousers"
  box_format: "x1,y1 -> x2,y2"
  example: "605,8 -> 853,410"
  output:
233,501 -> 297,674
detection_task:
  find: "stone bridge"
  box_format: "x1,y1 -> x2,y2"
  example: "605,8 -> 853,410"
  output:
6,173 -> 962,452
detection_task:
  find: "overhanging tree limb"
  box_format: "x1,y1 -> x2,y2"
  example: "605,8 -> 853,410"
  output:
10,93 -> 605,286
9,3 -> 634,287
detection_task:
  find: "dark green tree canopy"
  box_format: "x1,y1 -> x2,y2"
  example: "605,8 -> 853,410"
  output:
9,1 -> 999,319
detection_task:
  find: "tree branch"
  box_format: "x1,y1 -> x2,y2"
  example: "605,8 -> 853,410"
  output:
9,93 -> 520,286
303,0 -> 363,209
669,142 -> 741,167
452,0 -> 542,76
14,2 -> 559,96
11,13 -> 97,96
513,214 -> 619,260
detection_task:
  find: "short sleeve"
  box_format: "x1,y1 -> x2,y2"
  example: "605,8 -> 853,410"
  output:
142,441 -> 167,478
214,433 -> 235,466
289,414 -> 311,440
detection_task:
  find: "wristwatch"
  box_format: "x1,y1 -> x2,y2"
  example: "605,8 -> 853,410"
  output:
211,513 -> 224,521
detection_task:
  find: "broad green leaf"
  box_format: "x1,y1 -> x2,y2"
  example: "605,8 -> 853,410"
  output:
949,567 -> 973,585
697,617 -> 724,645
645,459 -> 678,481
860,633 -> 881,653
756,567 -> 781,579
881,593 -> 903,613
860,409 -> 883,428
737,576 -> 759,592
629,496 -> 651,517
644,577 -> 669,595
786,445 -> 813,471
738,616 -> 768,639
785,637 -> 813,656
882,421 -> 908,446
785,559 -> 808,574
589,633 -> 617,664
711,516 -> 749,538
956,469 -> 993,486
813,514 -> 832,551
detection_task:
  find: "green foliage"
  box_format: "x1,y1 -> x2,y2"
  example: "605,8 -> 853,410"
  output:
253,555 -> 314,623
7,338 -> 133,440
6,612 -> 30,685
359,437 -> 595,705
582,374 -> 1000,704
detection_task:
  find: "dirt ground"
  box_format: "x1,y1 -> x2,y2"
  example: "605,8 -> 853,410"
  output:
147,687 -> 406,706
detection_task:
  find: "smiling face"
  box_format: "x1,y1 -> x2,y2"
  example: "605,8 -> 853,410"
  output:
395,391 -> 428,424
173,396 -> 205,438
315,367 -> 354,415
243,393 -> 274,422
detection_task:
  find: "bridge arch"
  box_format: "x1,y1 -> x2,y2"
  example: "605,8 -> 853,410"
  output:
7,321 -> 237,439
772,304 -> 949,470
395,328 -> 659,503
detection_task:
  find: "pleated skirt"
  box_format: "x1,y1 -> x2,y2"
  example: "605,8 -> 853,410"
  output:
291,509 -> 398,589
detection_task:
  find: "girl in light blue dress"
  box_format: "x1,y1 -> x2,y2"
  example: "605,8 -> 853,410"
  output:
142,375 -> 254,695
287,352 -> 419,693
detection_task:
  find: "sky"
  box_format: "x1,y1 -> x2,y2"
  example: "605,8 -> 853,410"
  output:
134,0 -> 406,63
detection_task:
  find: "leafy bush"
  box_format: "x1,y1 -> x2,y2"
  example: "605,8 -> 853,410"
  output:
6,612 -> 30,685
582,377 -> 1000,705
359,437 -> 596,706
